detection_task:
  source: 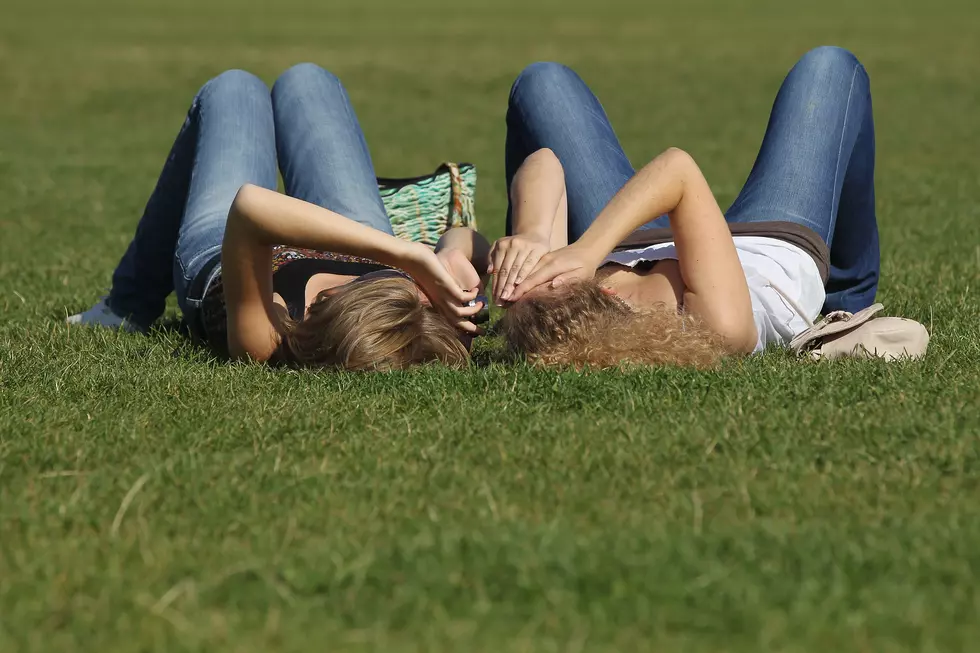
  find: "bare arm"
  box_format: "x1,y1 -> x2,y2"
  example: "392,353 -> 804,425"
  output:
221,184 -> 480,362
517,148 -> 757,352
490,148 -> 568,304
509,148 -> 568,249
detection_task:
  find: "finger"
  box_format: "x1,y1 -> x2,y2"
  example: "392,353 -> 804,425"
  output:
455,319 -> 483,335
508,256 -> 567,302
550,269 -> 591,289
461,264 -> 482,291
490,248 -> 507,293
508,271 -> 554,302
506,280 -> 533,302
492,248 -> 515,304
424,283 -> 476,309
494,248 -> 522,305
514,259 -> 559,295
443,283 -> 478,303
501,251 -> 531,301
488,240 -> 509,276
451,300 -> 484,318
513,251 -> 542,287
487,242 -> 500,274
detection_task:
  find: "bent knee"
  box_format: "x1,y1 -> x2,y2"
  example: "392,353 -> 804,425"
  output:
510,61 -> 581,104
203,69 -> 268,98
273,62 -> 344,96
797,46 -> 865,76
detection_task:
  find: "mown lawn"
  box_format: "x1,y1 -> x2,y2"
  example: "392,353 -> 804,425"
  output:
2,0 -> 979,650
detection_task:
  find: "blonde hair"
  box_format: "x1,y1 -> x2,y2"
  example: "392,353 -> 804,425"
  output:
499,280 -> 727,369
279,277 -> 468,371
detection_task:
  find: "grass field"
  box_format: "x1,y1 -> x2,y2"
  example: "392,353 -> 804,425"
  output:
2,0 -> 980,650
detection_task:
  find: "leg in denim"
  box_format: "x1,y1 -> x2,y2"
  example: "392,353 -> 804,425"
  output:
106,69 -> 278,330
272,63 -> 392,234
504,62 -> 670,243
726,46 -> 880,313
505,49 -> 880,313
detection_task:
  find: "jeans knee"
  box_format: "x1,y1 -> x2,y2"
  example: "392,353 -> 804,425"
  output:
510,62 -> 580,106
199,69 -> 268,103
273,62 -> 344,98
798,46 -> 865,78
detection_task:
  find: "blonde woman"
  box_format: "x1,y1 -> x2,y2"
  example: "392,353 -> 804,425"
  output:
69,64 -> 488,370
490,47 -> 879,367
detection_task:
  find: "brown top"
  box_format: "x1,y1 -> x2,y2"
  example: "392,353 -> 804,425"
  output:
614,221 -> 830,284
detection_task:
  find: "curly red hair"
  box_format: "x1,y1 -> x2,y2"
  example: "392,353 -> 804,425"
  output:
499,280 -> 728,369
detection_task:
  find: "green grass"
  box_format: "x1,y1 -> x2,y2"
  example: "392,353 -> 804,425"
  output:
3,0 -> 980,650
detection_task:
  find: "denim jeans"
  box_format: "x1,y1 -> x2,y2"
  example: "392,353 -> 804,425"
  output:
505,46 -> 880,314
106,64 -> 392,330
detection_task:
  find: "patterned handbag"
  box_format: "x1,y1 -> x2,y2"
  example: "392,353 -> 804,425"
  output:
377,162 -> 477,246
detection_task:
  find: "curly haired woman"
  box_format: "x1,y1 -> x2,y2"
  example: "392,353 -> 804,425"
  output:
490,47 -> 879,368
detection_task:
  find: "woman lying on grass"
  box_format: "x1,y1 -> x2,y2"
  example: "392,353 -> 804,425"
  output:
490,46 -> 880,368
69,64 -> 489,370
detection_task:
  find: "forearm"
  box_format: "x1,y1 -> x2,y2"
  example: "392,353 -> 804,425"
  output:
510,148 -> 566,241
574,148 -> 692,258
571,149 -> 754,347
225,184 -> 410,267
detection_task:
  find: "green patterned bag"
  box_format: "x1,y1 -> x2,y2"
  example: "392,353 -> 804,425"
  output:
377,162 -> 477,246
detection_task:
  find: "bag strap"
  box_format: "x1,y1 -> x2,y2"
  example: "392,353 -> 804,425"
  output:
789,303 -> 885,354
445,162 -> 464,222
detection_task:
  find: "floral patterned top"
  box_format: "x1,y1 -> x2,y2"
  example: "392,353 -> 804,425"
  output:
197,246 -> 392,356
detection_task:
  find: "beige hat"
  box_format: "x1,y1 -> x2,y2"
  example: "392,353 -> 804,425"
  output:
789,303 -> 929,361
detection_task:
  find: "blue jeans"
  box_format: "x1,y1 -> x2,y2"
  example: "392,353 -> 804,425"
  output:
505,46 -> 880,314
106,64 -> 392,330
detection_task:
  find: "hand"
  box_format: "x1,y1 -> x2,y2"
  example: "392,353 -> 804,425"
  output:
436,247 -> 483,293
488,234 -> 551,305
400,243 -> 483,334
508,243 -> 602,302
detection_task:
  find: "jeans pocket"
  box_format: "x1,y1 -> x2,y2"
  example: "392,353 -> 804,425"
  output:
174,248 -> 221,312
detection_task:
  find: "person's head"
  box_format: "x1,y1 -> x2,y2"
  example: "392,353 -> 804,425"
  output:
498,279 -> 726,369
279,275 -> 468,371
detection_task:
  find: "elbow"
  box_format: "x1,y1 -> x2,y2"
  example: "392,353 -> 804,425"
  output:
228,183 -> 272,237
527,148 -> 564,175
534,147 -> 561,164
511,148 -> 565,203
231,183 -> 262,217
224,184 -> 271,248
706,312 -> 758,355
662,147 -> 697,171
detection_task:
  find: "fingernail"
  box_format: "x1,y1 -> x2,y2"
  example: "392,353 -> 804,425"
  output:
501,289 -> 511,300
515,277 -> 523,284
552,279 -> 563,287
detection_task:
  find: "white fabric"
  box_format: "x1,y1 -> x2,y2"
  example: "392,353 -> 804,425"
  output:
601,236 -> 825,353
